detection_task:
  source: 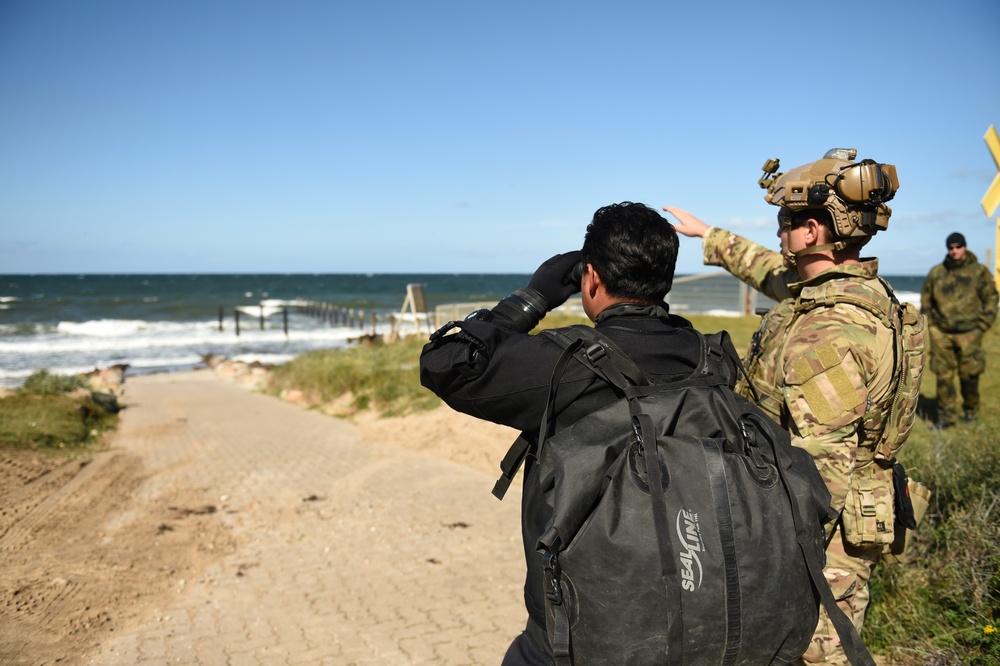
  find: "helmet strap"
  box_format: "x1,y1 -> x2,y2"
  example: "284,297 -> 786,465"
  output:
786,240 -> 853,267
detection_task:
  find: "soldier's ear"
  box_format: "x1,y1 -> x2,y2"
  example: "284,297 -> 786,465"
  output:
803,217 -> 825,244
586,264 -> 603,297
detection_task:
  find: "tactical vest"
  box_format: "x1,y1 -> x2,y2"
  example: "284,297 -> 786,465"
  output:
740,275 -> 926,464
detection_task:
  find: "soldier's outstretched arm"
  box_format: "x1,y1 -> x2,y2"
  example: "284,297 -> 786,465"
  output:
662,205 -> 795,302
662,206 -> 711,239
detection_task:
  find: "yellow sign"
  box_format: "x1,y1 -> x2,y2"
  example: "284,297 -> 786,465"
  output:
987,126 -> 1000,287
984,125 -> 1000,217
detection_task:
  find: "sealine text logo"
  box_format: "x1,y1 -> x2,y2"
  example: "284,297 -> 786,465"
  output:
676,509 -> 704,591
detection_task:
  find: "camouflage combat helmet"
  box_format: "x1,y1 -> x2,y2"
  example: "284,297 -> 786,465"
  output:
758,148 -> 899,244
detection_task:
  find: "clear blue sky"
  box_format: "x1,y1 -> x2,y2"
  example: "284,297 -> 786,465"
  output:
2,1 -> 998,276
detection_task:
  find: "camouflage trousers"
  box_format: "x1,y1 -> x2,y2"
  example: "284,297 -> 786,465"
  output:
929,326 -> 986,424
799,523 -> 882,665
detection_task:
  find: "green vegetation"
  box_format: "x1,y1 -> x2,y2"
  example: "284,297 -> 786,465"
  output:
0,370 -> 119,450
264,313 -> 753,417
267,337 -> 442,416
20,368 -> 89,395
265,312 -> 604,417
863,332 -> 1000,665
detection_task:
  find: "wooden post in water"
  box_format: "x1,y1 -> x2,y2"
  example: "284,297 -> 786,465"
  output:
283,307 -> 289,336
259,304 -> 265,330
235,309 -> 241,336
371,312 -> 377,335
218,307 -> 224,331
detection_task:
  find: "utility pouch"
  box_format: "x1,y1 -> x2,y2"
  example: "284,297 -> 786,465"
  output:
882,464 -> 932,564
842,461 -> 896,547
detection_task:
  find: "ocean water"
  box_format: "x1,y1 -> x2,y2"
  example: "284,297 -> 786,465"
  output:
0,273 -> 924,388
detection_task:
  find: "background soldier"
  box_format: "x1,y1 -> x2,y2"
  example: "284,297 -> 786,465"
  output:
663,148 -> 922,665
921,232 -> 998,428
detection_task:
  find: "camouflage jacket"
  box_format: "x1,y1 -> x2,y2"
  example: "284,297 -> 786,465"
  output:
703,228 -> 897,525
920,251 -> 998,333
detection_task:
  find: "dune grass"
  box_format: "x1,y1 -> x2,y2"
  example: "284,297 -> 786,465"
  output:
0,370 -> 119,450
264,313 -> 762,417
861,330 -> 1000,665
267,336 -> 440,417
265,311 -> 607,416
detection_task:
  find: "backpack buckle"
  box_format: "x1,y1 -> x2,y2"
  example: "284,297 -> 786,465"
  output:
584,343 -> 606,364
542,551 -> 563,604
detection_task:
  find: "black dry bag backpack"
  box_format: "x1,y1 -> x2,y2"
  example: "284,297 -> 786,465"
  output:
492,326 -> 877,666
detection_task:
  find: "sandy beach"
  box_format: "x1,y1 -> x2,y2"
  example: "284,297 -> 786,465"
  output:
0,368 -> 527,665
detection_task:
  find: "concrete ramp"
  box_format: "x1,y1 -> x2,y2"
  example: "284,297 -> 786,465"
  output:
89,370 -> 525,665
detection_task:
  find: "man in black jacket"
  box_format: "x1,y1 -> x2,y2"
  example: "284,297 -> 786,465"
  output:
419,202 -> 708,665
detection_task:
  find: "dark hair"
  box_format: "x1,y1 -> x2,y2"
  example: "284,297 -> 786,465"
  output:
789,207 -> 834,231
581,202 -> 678,303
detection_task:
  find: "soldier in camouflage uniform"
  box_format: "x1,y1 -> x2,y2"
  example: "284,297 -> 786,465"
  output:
664,149 -> 919,665
921,232 -> 998,427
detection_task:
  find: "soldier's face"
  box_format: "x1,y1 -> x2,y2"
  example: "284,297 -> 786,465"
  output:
778,227 -> 796,268
778,223 -> 801,251
948,243 -> 966,261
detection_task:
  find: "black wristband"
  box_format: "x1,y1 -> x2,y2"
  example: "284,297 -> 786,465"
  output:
491,289 -> 548,333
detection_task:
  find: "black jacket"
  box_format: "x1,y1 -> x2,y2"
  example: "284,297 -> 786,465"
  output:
420,303 -> 706,661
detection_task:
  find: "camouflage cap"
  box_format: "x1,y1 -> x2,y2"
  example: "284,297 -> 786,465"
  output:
762,149 -> 899,241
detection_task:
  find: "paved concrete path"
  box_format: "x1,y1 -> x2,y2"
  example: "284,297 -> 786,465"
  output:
87,371 -> 525,665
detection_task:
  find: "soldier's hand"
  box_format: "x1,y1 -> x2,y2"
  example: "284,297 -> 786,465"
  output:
662,206 -> 710,238
527,251 -> 584,311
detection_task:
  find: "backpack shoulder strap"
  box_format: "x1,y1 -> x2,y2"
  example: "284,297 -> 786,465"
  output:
491,330 -> 587,500
493,326 -> 628,500
541,325 -> 654,390
703,329 -> 742,388
493,325 -> 660,501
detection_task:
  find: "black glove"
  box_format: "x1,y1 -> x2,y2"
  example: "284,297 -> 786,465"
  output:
490,250 -> 583,333
526,251 -> 584,311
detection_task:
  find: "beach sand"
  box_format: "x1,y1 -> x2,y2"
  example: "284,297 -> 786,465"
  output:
0,367 -> 524,665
